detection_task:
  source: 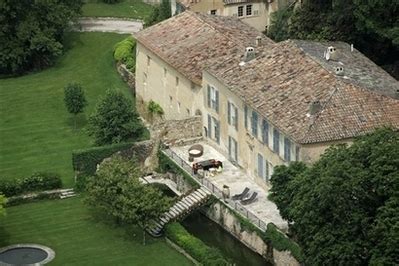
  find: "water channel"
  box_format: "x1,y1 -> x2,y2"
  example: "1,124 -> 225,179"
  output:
182,211 -> 272,266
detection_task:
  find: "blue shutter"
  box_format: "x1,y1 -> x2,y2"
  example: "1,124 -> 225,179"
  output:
295,146 -> 300,161
215,120 -> 220,144
227,102 -> 231,125
208,114 -> 212,139
265,160 -> 269,181
262,119 -> 269,144
207,85 -> 211,108
215,90 -> 219,113
284,137 -> 291,161
228,136 -> 232,158
257,153 -> 264,178
234,106 -> 238,130
244,105 -> 248,129
234,139 -> 238,161
252,111 -> 258,137
273,129 -> 280,154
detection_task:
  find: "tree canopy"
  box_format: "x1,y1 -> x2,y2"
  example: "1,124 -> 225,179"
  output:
267,0 -> 399,79
85,155 -> 171,244
87,90 -> 144,145
269,128 -> 399,265
0,0 -> 83,75
64,83 -> 87,129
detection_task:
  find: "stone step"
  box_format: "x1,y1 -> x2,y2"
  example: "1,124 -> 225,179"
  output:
183,196 -> 195,205
176,202 -> 189,211
196,189 -> 207,197
60,194 -> 76,199
61,191 -> 76,196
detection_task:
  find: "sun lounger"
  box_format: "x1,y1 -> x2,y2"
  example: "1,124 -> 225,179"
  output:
240,192 -> 258,205
232,187 -> 250,200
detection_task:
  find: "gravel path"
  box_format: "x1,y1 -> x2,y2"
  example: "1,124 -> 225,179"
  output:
77,17 -> 143,34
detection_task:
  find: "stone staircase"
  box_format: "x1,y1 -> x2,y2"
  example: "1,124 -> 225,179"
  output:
147,187 -> 211,237
59,188 -> 77,199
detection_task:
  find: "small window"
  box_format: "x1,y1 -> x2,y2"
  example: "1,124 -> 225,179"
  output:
227,102 -> 238,130
238,6 -> 244,17
147,55 -> 151,67
186,108 -> 190,115
246,4 -> 252,16
175,76 -> 179,87
210,9 -> 217,15
228,136 -> 238,162
207,85 -> 219,112
163,68 -> 167,77
177,101 -> 181,113
169,96 -> 173,102
251,111 -> 258,137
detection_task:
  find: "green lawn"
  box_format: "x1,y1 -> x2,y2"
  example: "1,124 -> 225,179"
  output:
0,33 -> 136,187
82,0 -> 154,20
0,197 -> 192,265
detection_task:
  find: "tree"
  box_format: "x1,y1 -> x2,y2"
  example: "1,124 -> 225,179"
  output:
269,128 -> 399,265
0,194 -> 6,217
64,83 -> 87,130
87,90 -> 144,145
0,0 -> 83,75
86,155 -> 171,245
158,0 -> 171,21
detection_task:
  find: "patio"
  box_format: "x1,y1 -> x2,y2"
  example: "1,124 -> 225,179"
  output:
168,141 -> 288,232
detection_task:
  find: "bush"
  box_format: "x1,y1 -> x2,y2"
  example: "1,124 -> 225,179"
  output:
125,57 -> 135,72
72,142 -> 135,177
6,192 -> 60,207
165,223 -> 229,265
0,172 -> 62,197
148,100 -> 164,116
114,37 -> 136,63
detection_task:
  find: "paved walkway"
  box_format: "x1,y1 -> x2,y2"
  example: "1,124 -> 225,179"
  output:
170,141 -> 288,231
76,17 -> 143,34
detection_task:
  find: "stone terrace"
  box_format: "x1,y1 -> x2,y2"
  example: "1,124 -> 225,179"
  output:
169,141 -> 288,231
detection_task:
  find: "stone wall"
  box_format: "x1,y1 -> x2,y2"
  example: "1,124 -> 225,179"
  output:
117,63 -> 135,96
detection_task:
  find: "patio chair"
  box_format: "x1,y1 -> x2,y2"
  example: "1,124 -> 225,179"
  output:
240,192 -> 258,205
232,187 -> 250,200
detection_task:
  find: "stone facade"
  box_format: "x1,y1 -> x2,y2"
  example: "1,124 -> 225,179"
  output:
116,63 -> 135,96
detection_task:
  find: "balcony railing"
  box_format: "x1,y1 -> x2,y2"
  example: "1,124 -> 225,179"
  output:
162,148 -> 268,232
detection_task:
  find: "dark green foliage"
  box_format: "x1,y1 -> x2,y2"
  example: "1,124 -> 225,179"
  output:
0,194 -> 6,216
144,0 -> 171,27
269,128 -> 399,265
158,150 -> 200,188
87,90 -> 144,145
64,83 -> 87,129
114,37 -> 136,71
267,0 -> 399,78
6,192 -> 60,207
165,222 -> 229,265
72,142 -> 135,176
147,100 -> 164,117
0,173 -> 62,197
102,0 -> 121,3
0,0 -> 83,75
268,162 -> 307,222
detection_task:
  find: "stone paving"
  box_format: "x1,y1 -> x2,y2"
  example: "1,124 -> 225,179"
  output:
77,17 -> 143,34
170,141 -> 288,231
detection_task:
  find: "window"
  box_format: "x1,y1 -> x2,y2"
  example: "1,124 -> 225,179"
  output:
273,129 -> 280,154
186,108 -> 190,115
269,162 -> 274,179
227,101 -> 238,130
246,4 -> 252,16
207,115 -> 220,144
207,85 -> 219,112
169,96 -> 173,102
295,146 -> 300,161
284,137 -> 291,161
229,136 -> 238,162
177,101 -> 181,113
175,76 -> 179,87
262,119 -> 269,145
257,154 -> 271,182
238,6 -> 244,17
251,111 -> 258,137
257,153 -> 264,178
210,9 -> 216,15
147,55 -> 151,67
163,68 -> 167,78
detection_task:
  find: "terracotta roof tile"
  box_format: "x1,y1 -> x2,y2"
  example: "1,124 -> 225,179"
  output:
135,11 -> 273,85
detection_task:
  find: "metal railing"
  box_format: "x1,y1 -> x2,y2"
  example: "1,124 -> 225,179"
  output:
162,148 -> 268,232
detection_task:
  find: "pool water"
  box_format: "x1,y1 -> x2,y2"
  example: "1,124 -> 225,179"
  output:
182,212 -> 272,266
0,247 -> 48,264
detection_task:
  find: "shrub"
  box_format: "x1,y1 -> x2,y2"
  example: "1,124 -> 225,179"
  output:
148,100 -> 164,116
125,57 -> 135,72
102,0 -> 121,3
165,223 -> 229,265
113,37 -> 136,63
72,142 -> 135,177
0,172 -> 62,197
6,192 -> 60,207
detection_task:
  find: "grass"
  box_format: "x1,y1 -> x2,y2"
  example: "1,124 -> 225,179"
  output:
0,32 -> 137,187
0,197 -> 192,265
82,0 -> 154,20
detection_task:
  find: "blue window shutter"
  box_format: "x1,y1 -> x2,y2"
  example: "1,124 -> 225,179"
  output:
262,120 -> 269,144
295,146 -> 300,161
234,106 -> 238,130
227,102 -> 231,125
208,114 -> 212,139
265,160 -> 269,181
234,139 -> 238,161
244,105 -> 248,129
215,90 -> 219,113
273,129 -> 280,154
228,136 -> 231,157
284,137 -> 291,161
216,120 -> 220,144
207,85 -> 211,108
257,153 -> 264,178
252,111 -> 258,137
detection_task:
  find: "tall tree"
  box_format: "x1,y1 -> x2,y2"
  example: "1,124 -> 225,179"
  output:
64,83 -> 87,130
87,90 -> 144,145
0,0 -> 83,75
86,155 -> 171,245
269,128 -> 399,265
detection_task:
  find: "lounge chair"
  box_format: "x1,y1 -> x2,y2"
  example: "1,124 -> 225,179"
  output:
232,187 -> 250,200
240,192 -> 258,205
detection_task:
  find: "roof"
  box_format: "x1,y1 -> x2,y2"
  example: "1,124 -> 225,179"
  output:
135,11 -> 273,85
207,40 -> 399,144
176,0 -> 201,9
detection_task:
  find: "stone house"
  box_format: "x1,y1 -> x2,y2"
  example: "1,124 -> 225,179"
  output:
135,11 -> 399,189
173,0 -> 295,32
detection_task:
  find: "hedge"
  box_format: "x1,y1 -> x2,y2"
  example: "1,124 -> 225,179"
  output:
165,223 -> 229,265
114,36 -> 136,71
0,172 -> 62,197
158,150 -> 200,189
6,192 -> 61,207
72,142 -> 135,177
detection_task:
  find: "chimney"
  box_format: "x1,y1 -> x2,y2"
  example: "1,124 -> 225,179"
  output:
335,66 -> 344,76
256,36 -> 262,47
325,46 -> 337,61
309,100 -> 322,115
244,47 -> 255,62
350,44 -> 354,52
